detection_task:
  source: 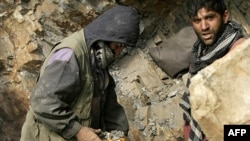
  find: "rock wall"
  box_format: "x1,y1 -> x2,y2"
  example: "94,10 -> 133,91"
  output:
227,0 -> 250,35
0,0 -> 249,140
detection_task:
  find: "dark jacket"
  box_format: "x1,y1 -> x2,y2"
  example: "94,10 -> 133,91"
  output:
21,5 -> 140,141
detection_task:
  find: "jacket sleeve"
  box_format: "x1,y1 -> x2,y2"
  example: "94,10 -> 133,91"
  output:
103,73 -> 129,135
30,48 -> 82,139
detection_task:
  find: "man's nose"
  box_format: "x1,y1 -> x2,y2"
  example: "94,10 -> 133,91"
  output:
200,20 -> 209,31
115,46 -> 124,56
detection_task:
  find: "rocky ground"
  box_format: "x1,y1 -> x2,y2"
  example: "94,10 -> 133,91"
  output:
110,47 -> 187,141
0,0 -> 189,140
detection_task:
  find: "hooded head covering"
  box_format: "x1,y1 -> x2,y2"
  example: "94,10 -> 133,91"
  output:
84,5 -> 140,48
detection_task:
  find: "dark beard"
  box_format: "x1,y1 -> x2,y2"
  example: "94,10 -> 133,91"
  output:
197,18 -> 226,47
212,19 -> 226,45
189,21 -> 244,75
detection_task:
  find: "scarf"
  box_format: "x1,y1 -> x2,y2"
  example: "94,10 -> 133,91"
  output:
180,21 -> 244,141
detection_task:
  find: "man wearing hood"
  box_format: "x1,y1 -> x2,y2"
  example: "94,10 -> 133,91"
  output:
21,5 -> 140,141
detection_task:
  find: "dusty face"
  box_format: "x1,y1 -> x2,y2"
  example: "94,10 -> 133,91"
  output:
190,8 -> 229,46
109,42 -> 126,57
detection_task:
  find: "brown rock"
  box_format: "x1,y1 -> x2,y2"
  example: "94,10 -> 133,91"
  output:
189,38 -> 250,141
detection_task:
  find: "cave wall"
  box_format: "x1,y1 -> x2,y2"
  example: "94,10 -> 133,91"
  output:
0,0 -> 249,140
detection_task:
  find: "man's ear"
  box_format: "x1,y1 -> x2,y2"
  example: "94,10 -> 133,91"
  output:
223,10 -> 230,24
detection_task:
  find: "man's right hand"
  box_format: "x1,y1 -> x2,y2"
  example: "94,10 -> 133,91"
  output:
76,127 -> 102,141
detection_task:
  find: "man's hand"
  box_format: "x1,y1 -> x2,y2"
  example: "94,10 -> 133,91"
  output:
124,136 -> 130,141
76,127 -> 102,141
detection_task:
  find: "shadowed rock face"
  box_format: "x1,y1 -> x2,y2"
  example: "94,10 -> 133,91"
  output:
0,0 -> 250,140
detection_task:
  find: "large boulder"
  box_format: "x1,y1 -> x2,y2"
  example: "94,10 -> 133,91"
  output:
189,38 -> 250,141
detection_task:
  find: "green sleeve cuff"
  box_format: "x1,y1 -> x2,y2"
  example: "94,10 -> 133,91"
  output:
62,121 -> 82,139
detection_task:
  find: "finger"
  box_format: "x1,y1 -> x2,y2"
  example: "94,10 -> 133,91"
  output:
93,129 -> 102,133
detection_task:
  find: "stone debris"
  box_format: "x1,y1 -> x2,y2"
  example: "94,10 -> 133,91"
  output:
99,130 -> 125,140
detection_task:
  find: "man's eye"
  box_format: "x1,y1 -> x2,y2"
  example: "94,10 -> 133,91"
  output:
206,16 -> 214,21
117,43 -> 126,48
192,19 -> 200,23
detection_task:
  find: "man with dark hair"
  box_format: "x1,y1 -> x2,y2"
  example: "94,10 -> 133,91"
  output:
179,0 -> 246,140
20,5 -> 140,141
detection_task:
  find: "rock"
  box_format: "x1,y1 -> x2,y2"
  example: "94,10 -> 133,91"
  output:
189,38 -> 250,141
